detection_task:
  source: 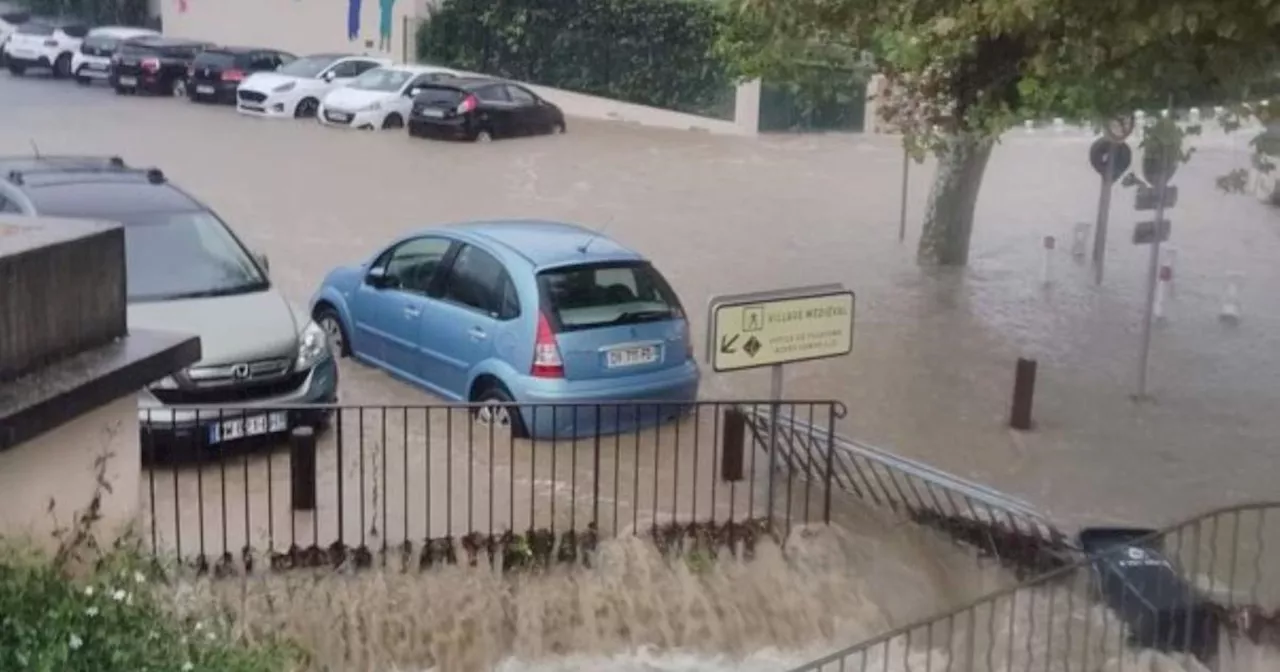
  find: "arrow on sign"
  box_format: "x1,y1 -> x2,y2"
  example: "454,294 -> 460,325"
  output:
719,334 -> 739,354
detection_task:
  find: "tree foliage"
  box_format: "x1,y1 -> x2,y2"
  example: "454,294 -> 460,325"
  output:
15,0 -> 153,26
718,0 -> 1280,263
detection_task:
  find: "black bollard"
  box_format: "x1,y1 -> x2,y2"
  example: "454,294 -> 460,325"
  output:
720,407 -> 746,482
290,426 -> 316,511
1009,358 -> 1038,431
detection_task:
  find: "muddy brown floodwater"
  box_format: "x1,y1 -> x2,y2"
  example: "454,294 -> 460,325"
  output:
5,74 -> 1280,669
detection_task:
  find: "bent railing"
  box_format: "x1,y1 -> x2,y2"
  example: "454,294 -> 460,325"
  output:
743,409 -> 1073,576
788,501 -> 1280,672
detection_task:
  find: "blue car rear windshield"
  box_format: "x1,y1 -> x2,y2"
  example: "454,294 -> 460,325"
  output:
538,262 -> 681,331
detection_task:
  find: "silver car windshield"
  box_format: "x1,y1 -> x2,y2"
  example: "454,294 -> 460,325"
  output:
349,68 -> 412,92
121,211 -> 269,302
279,55 -> 338,78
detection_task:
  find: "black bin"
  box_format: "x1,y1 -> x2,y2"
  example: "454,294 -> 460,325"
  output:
1079,527 -> 1220,663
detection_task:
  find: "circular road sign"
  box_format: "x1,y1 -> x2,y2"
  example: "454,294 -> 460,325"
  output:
1089,138 -> 1132,183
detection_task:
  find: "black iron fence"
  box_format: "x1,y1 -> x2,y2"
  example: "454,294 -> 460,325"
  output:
139,400 -> 844,573
743,408 -> 1074,577
788,501 -> 1280,672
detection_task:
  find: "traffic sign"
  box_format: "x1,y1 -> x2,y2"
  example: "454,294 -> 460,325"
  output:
1135,184 -> 1178,211
707,286 -> 855,373
1132,219 -> 1172,245
1089,138 -> 1132,183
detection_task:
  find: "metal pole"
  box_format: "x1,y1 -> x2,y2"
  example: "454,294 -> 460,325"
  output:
898,145 -> 909,242
1092,144 -> 1117,284
764,364 -> 783,523
1136,174 -> 1170,399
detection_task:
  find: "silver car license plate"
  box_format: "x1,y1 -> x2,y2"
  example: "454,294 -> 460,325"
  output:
119,75 -> 137,86
421,108 -> 445,118
196,84 -> 215,95
207,411 -> 289,444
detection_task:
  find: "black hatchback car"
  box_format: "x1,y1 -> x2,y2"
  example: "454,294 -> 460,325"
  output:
187,46 -> 295,104
407,77 -> 566,142
110,35 -> 213,97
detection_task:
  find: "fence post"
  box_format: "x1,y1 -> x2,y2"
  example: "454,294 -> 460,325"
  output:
823,407 -> 836,524
1009,358 -> 1038,431
291,426 -> 316,511
720,406 -> 746,482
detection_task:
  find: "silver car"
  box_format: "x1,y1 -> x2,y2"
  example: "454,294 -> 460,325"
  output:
0,155 -> 338,457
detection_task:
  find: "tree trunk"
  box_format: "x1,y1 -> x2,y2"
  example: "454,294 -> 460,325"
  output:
916,134 -> 996,266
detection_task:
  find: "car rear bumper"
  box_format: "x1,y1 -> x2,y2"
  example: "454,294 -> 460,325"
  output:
5,52 -> 52,68
511,360 -> 701,438
189,79 -> 238,103
139,356 -> 339,453
407,115 -> 473,139
110,72 -> 171,93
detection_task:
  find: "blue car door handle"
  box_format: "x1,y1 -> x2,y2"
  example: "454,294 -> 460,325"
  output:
404,305 -> 421,318
468,326 -> 487,340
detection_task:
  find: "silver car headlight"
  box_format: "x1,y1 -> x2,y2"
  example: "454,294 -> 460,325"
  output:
295,320 -> 330,370
358,100 -> 382,112
273,81 -> 296,93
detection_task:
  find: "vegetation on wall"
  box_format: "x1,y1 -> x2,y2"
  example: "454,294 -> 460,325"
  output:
15,0 -> 153,26
415,0 -> 737,119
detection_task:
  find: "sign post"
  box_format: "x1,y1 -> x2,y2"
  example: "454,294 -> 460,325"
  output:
1134,131 -> 1180,399
706,285 -> 856,522
1089,116 -> 1135,285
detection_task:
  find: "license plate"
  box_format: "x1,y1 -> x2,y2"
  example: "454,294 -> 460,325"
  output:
240,104 -> 264,112
420,108 -> 445,118
119,75 -> 137,86
87,62 -> 107,70
196,84 -> 215,94
207,411 -> 289,444
327,111 -> 351,122
606,345 -> 660,368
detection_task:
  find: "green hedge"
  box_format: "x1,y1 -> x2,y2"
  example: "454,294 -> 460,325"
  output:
14,0 -> 154,27
415,0 -> 736,120
760,67 -> 867,132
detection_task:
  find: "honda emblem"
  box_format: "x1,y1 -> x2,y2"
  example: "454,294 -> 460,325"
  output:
230,363 -> 250,380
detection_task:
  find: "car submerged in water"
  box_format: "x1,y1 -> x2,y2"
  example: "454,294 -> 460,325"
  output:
0,155 -> 339,460
309,220 -> 699,438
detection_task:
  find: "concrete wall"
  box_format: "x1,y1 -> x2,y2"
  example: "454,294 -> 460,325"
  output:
159,0 -> 762,135
0,396 -> 140,553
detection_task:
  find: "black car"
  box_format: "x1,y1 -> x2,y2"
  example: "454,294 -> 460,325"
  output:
110,35 -> 212,97
407,77 -> 567,142
187,46 -> 295,104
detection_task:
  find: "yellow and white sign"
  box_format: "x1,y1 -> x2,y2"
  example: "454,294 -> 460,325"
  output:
710,290 -> 855,372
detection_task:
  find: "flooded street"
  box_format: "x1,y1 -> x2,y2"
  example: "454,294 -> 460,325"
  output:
5,73 -> 1280,669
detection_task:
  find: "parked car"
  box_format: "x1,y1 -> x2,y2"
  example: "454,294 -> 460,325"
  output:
408,77 -> 567,142
317,63 -> 458,131
187,45 -> 295,105
0,155 -> 339,458
3,16 -> 88,78
309,220 -> 698,439
110,35 -> 212,97
236,52 -> 389,119
0,8 -> 31,67
71,25 -> 158,86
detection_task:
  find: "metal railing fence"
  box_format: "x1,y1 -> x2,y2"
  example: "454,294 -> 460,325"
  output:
139,400 -> 844,573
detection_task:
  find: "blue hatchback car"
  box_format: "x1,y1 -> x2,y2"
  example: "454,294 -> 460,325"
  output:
309,220 -> 700,438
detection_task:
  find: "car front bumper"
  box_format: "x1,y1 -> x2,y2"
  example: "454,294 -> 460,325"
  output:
236,90 -> 297,118
511,360 -> 701,439
139,356 -> 339,453
72,54 -> 112,79
318,105 -> 383,130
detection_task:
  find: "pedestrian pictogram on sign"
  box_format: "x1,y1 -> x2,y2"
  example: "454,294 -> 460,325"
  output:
743,306 -> 764,332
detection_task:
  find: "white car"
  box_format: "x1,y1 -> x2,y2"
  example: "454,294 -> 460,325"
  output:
0,7 -> 30,66
71,25 -> 157,85
4,17 -> 88,78
317,64 -> 459,131
236,53 -> 389,119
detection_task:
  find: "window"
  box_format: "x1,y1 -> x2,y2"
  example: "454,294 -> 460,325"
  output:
506,85 -> 537,106
281,55 -> 340,78
441,245 -> 512,317
537,262 -> 681,331
0,195 -> 19,213
17,22 -> 53,36
249,52 -> 278,71
351,68 -> 413,92
325,60 -> 362,78
475,84 -> 510,103
102,211 -> 266,302
380,237 -> 453,294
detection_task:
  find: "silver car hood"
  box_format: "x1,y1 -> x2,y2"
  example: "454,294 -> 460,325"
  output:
128,289 -> 300,367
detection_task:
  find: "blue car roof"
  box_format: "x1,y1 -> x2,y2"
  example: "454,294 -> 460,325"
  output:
431,219 -> 643,270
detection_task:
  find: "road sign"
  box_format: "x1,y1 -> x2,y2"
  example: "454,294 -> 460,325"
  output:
1132,219 -> 1172,245
1089,138 -> 1132,183
707,286 -> 855,373
1141,145 -> 1180,186
1135,184 -> 1178,211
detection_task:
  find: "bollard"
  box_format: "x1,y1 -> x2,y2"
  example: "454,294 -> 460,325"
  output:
1041,235 -> 1056,286
1010,358 -> 1038,431
720,407 -> 747,482
1154,263 -> 1172,320
1220,275 -> 1242,324
1024,119 -> 1035,132
1072,222 -> 1091,260
1188,107 -> 1201,124
290,426 -> 317,511
1052,117 -> 1065,132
